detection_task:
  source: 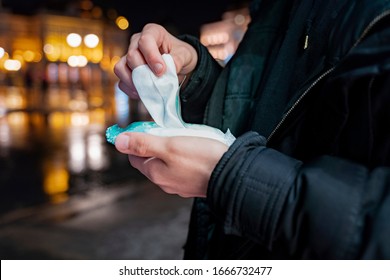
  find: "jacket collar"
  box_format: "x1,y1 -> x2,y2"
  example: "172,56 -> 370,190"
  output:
328,0 -> 390,65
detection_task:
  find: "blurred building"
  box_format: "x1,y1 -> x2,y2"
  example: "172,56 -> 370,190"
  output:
0,2 -> 132,203
0,11 -> 127,86
200,2 -> 250,65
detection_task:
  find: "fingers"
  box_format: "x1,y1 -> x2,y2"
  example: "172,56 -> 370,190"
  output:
128,155 -> 163,176
114,56 -> 132,85
115,132 -> 167,159
136,24 -> 169,76
114,27 -> 167,99
128,155 -> 181,196
114,56 -> 139,98
128,155 -> 166,181
114,23 -> 198,96
126,33 -> 148,70
126,26 -> 167,76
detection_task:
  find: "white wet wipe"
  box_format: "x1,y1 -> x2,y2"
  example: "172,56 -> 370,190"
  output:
106,54 -> 235,146
132,53 -> 186,129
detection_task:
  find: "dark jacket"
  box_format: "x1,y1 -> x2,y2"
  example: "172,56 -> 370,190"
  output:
179,0 -> 390,259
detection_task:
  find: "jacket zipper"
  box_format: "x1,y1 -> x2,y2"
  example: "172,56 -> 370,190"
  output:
267,9 -> 390,143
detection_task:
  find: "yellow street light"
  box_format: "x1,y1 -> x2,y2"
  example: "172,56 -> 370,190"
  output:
116,16 -> 129,30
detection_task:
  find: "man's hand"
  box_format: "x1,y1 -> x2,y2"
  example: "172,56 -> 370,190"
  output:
115,132 -> 228,198
114,23 -> 198,99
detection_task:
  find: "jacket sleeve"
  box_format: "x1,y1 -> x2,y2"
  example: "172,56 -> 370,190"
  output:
207,131 -> 390,259
177,35 -> 223,124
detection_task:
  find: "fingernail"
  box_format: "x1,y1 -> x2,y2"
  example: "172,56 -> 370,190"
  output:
116,134 -> 129,150
153,63 -> 163,75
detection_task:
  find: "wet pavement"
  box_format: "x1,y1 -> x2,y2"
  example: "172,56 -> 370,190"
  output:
0,85 -> 193,260
0,179 -> 193,260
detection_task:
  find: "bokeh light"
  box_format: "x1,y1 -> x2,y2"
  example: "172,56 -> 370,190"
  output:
84,34 -> 99,48
116,16 -> 129,30
66,33 -> 82,47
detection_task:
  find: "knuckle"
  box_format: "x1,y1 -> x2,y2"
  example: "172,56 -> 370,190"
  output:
130,32 -> 140,43
137,32 -> 154,48
144,163 -> 162,184
160,186 -> 176,195
113,63 -> 120,77
117,81 -> 127,93
126,48 -> 137,61
143,23 -> 160,31
132,136 -> 149,157
166,139 -> 180,154
145,168 -> 159,183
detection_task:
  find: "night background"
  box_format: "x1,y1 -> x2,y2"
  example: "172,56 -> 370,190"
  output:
2,0 -> 241,35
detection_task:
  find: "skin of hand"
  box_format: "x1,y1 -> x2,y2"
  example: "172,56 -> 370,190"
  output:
115,132 -> 229,198
114,23 -> 198,99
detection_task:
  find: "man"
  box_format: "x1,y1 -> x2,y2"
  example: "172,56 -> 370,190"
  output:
114,0 -> 390,259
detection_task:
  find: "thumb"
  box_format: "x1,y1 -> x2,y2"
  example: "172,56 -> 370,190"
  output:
115,132 -> 166,158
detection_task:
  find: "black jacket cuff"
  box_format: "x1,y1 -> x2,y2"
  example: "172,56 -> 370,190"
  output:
177,34 -> 223,124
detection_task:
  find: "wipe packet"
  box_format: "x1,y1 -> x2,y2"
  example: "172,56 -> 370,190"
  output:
106,54 -> 235,146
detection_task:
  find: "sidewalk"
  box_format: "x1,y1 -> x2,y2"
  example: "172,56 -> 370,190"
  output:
0,179 -> 193,260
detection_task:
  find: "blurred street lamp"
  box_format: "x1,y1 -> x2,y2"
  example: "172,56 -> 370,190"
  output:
67,55 -> 88,67
116,16 -> 129,30
84,34 -> 99,48
66,33 -> 82,47
4,59 -> 22,71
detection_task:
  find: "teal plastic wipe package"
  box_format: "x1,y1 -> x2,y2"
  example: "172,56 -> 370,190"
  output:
106,54 -> 235,146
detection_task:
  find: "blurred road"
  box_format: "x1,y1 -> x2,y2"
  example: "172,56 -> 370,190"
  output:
0,178 -> 193,260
